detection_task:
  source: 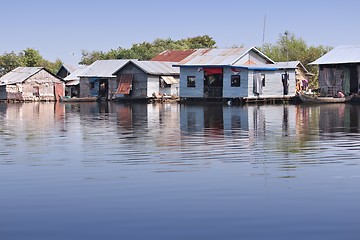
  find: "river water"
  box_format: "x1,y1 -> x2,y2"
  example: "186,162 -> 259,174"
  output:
0,102 -> 359,240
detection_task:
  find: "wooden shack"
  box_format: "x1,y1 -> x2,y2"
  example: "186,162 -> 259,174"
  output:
311,45 -> 360,96
0,67 -> 65,101
111,60 -> 179,100
63,66 -> 87,97
78,60 -> 130,100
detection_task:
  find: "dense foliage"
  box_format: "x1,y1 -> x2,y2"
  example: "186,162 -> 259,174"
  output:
79,35 -> 217,65
260,32 -> 332,87
1,33 -> 332,87
0,48 -> 62,77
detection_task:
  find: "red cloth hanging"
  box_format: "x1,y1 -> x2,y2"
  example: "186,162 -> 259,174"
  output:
204,68 -> 223,75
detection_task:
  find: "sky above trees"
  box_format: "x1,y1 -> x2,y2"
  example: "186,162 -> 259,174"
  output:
1,0 -> 359,65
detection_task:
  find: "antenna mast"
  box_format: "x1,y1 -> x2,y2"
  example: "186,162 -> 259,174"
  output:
262,14 -> 266,48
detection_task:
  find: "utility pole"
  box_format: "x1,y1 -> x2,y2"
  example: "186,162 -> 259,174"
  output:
262,14 -> 266,48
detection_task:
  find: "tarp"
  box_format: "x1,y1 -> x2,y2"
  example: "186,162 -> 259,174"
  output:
117,74 -> 133,94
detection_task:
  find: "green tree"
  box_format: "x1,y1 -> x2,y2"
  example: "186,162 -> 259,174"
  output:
20,48 -> 43,67
261,32 -> 332,87
0,48 -> 63,77
79,35 -> 217,65
0,52 -> 22,77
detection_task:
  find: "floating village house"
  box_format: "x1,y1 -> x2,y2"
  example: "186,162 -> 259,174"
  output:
62,66 -> 87,97
78,60 -> 129,100
0,67 -> 65,101
112,60 -> 180,100
56,64 -> 77,79
174,47 -> 302,101
276,61 -> 313,92
310,45 -> 360,96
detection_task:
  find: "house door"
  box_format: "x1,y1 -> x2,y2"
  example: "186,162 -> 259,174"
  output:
98,79 -> 109,100
350,65 -> 358,94
203,68 -> 223,98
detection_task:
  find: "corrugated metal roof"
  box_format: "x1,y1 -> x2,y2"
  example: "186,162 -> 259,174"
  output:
63,66 -> 88,81
0,67 -> 43,85
276,61 -> 312,75
127,60 -> 179,75
310,45 -> 360,65
161,76 -> 179,84
177,47 -> 274,66
62,64 -> 77,73
151,49 -> 197,62
79,60 -> 130,78
65,80 -> 80,86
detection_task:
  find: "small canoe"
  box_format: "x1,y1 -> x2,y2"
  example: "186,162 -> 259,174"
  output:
59,96 -> 98,102
299,92 -> 354,104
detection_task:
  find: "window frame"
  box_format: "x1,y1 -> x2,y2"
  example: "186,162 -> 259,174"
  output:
230,75 -> 241,87
187,76 -> 196,88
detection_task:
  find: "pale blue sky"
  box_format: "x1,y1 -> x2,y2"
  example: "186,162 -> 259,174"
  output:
1,0 -> 359,65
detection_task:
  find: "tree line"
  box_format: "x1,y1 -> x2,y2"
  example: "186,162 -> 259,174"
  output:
0,48 -> 62,77
0,33 -> 331,87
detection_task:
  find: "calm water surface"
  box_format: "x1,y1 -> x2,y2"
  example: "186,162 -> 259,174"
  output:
0,102 -> 359,240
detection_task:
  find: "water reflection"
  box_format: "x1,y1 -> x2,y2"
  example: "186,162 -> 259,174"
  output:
1,102 -> 360,240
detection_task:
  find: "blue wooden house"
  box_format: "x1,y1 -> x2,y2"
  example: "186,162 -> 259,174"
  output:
175,47 -> 299,101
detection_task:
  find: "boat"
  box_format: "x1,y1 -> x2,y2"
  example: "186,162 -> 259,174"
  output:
299,92 -> 354,104
59,96 -> 98,102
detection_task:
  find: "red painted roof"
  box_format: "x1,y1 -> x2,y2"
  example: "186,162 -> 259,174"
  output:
151,49 -> 196,62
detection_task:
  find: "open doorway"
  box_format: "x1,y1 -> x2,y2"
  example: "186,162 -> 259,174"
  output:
350,65 -> 358,94
203,68 -> 223,98
98,79 -> 109,100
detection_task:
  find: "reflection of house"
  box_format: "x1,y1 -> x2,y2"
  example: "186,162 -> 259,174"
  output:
56,64 -> 76,79
112,60 -> 179,100
78,60 -> 129,100
0,67 -> 65,101
175,47 -> 300,101
180,104 -> 249,135
63,66 -> 87,97
311,45 -> 360,96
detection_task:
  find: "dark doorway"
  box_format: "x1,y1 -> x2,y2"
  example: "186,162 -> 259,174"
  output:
350,65 -> 358,94
98,79 -> 109,100
203,68 -> 223,98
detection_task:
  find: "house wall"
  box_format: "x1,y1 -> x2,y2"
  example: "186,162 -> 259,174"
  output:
318,65 -> 347,96
179,67 -> 204,98
114,63 -> 148,99
0,86 -> 7,100
171,83 -> 180,96
180,66 -> 297,99
57,67 -> 69,79
236,51 -> 270,65
3,69 -> 64,101
80,77 -> 95,97
148,75 -> 160,98
247,70 -> 296,97
223,67 -> 249,98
